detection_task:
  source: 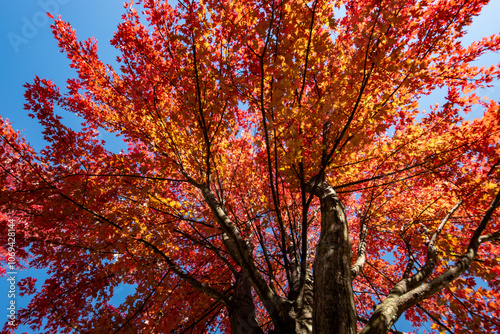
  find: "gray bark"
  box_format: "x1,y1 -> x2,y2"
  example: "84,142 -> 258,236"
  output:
307,176 -> 358,334
200,185 -> 298,333
359,191 -> 500,334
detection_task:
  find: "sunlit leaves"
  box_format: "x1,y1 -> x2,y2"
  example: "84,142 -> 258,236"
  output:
1,0 -> 500,332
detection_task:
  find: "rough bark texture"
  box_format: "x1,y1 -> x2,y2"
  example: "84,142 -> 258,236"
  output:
229,272 -> 265,334
287,242 -> 314,333
308,177 -> 358,334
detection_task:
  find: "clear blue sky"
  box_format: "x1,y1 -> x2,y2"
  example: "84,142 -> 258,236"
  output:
1,0 -> 126,153
0,1 -> 499,333
0,2 -> 127,333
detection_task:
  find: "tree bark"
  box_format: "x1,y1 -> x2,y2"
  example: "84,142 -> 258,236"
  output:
307,176 -> 357,334
287,242 -> 314,334
229,271 -> 265,334
359,192 -> 500,334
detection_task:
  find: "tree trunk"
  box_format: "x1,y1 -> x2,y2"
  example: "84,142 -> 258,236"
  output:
287,242 -> 314,334
229,271 -> 265,334
308,177 -> 357,334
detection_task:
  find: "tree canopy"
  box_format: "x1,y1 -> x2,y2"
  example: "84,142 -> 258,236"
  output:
1,0 -> 500,333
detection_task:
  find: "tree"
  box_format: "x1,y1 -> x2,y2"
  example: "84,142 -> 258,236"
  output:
1,0 -> 500,332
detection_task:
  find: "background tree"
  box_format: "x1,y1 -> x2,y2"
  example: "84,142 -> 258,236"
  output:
1,0 -> 500,333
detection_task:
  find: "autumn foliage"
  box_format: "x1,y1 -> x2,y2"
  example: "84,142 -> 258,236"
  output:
1,0 -> 500,333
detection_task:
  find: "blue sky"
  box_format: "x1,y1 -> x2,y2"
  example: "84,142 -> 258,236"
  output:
1,2 -> 127,333
1,0 -> 126,153
0,0 -> 499,333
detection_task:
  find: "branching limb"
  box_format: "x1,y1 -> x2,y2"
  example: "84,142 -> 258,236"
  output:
200,186 -> 290,328
351,216 -> 369,280
397,190 -> 500,310
390,201 -> 462,296
359,190 -> 499,334
136,237 -> 230,306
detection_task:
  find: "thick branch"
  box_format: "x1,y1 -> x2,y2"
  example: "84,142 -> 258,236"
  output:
397,190 -> 500,310
229,272 -> 265,334
306,175 -> 357,334
351,217 -> 369,279
200,186 -> 289,328
479,229 -> 500,243
390,201 -> 462,296
359,190 -> 500,334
